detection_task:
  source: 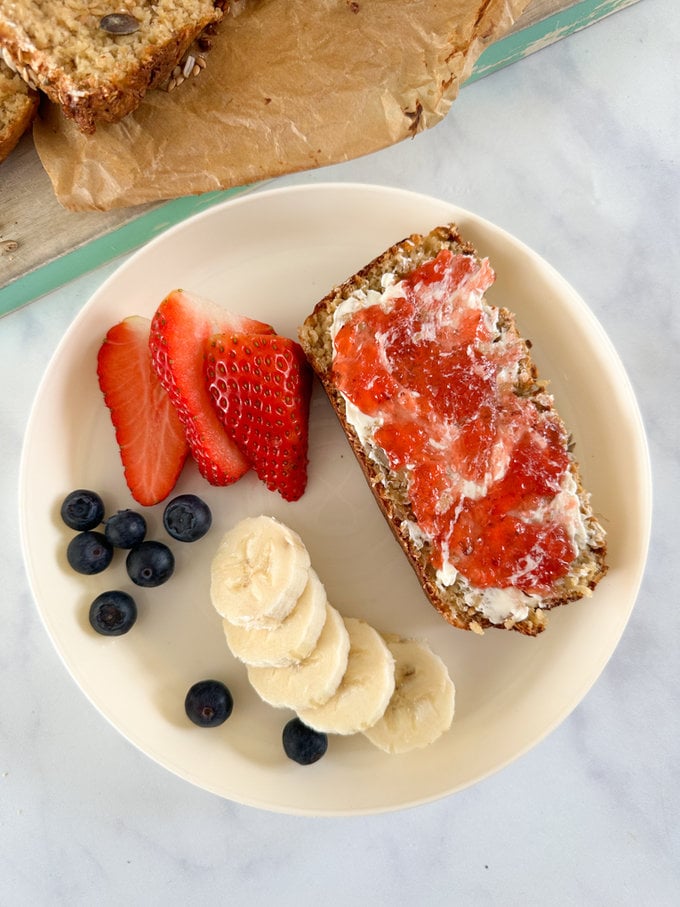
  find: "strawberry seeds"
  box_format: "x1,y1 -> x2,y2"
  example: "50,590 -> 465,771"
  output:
98,290 -> 313,505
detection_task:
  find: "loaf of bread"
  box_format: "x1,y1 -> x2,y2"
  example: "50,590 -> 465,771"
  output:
0,1 -> 229,134
299,225 -> 608,636
0,58 -> 38,162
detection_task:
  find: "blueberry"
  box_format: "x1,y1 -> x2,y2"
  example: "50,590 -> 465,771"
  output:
89,591 -> 137,636
163,494 -> 212,542
282,718 -> 328,765
105,509 -> 147,548
185,679 -> 233,727
126,540 -> 174,587
66,531 -> 113,574
60,489 -> 105,531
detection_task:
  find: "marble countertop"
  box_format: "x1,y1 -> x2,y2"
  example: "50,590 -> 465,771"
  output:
2,0 -> 678,902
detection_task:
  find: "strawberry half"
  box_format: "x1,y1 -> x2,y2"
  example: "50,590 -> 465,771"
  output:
97,315 -> 189,506
205,333 -> 312,502
149,290 -> 274,486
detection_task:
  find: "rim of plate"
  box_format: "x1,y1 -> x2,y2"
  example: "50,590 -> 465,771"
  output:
18,182 -> 652,815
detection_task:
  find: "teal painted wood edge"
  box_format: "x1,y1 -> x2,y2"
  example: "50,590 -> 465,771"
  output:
0,185 -> 254,317
467,0 -> 638,82
0,0 -> 637,317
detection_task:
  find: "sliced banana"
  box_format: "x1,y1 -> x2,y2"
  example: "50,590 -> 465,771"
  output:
223,568 -> 328,667
210,515 -> 310,628
297,618 -> 396,736
363,635 -> 455,754
247,604 -> 350,710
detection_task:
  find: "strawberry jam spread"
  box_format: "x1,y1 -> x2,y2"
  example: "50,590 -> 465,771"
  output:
331,249 -> 582,601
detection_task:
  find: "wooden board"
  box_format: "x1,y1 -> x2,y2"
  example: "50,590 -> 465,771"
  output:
0,0 -> 640,316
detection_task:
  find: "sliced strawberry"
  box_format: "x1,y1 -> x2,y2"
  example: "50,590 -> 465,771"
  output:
149,290 -> 274,486
97,315 -> 189,506
205,333 -> 312,502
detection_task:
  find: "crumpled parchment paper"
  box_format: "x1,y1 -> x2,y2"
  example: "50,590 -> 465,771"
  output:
32,0 -> 531,211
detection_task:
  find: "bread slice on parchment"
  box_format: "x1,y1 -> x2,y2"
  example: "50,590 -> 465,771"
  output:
299,224 -> 607,636
0,2 -> 231,134
0,58 -> 38,163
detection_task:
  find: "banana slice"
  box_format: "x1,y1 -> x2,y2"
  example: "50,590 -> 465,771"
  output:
362,635 -> 455,754
223,568 -> 328,667
210,515 -> 311,628
297,618 -> 396,735
247,604 -> 350,710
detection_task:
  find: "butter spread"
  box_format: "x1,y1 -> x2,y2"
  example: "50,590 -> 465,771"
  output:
330,250 -> 589,625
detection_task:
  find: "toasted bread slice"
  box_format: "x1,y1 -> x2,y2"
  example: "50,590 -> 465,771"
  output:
0,59 -> 38,163
299,225 -> 607,636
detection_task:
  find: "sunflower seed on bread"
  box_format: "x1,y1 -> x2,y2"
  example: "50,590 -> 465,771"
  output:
0,1 -> 233,134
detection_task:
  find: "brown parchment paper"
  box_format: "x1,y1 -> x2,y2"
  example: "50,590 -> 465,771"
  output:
32,0 -> 531,212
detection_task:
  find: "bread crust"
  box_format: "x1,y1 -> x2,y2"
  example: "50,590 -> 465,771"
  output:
299,225 -> 608,636
0,59 -> 38,163
0,2 -> 227,134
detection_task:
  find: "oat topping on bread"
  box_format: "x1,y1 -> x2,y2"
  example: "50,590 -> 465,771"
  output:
299,225 -> 608,636
0,1 -> 230,133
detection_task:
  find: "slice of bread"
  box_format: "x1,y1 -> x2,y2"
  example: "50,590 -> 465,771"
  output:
0,2 -> 229,134
0,58 -> 38,163
299,225 -> 608,636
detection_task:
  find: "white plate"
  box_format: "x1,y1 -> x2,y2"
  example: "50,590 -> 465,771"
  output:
19,184 -> 651,815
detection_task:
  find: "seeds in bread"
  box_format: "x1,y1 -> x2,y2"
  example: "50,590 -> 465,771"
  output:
298,225 -> 608,636
0,2 -> 230,134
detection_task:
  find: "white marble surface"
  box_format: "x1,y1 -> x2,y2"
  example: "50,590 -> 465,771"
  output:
2,1 -> 679,902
